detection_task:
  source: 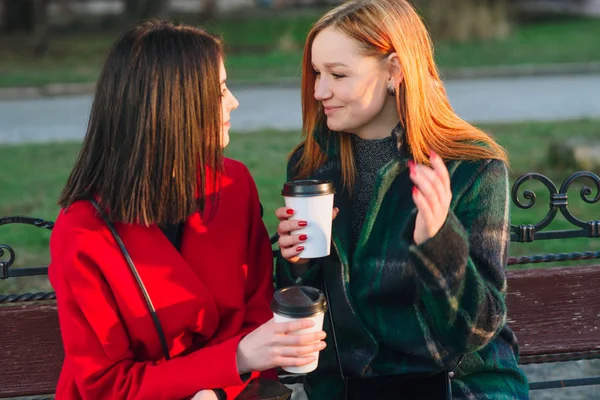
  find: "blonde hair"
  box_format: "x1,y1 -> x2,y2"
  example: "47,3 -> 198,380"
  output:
295,0 -> 508,189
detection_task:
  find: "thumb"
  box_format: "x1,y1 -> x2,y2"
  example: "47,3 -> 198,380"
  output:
332,207 -> 339,221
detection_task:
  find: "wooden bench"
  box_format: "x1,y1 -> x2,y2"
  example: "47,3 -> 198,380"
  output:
1,171 -> 599,398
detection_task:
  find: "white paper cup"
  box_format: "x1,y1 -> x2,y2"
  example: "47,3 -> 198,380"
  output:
271,286 -> 328,374
282,180 -> 335,259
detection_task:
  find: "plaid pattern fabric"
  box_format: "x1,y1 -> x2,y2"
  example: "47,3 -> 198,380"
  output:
276,124 -> 529,399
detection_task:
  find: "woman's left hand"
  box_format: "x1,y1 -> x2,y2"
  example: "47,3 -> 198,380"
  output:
190,390 -> 218,400
409,151 -> 452,246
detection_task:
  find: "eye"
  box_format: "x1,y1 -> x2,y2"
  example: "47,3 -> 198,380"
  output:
332,73 -> 345,79
220,86 -> 228,97
312,70 -> 321,76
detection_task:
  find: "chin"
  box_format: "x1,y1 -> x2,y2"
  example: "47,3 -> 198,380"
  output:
221,132 -> 230,148
326,117 -> 348,132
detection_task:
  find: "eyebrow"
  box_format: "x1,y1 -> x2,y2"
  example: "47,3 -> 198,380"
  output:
312,62 -> 349,69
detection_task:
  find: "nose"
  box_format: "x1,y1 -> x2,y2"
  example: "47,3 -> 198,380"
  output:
314,76 -> 332,101
229,92 -> 239,111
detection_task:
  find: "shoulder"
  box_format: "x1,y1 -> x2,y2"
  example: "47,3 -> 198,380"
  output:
50,201 -> 112,270
446,159 -> 509,212
223,157 -> 253,181
52,200 -> 106,238
447,159 -> 507,188
223,157 -> 260,195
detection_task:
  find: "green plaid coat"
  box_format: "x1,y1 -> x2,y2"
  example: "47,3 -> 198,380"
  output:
276,125 -> 529,399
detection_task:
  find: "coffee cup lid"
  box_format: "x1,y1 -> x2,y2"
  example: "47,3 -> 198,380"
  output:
282,180 -> 335,197
271,286 -> 327,317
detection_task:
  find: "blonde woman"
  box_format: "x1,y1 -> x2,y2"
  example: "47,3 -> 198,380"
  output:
275,1 -> 529,399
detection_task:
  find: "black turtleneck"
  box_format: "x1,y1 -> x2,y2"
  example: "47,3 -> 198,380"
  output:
349,132 -> 398,253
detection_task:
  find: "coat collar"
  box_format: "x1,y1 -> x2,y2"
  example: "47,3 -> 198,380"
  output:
308,120 -> 414,266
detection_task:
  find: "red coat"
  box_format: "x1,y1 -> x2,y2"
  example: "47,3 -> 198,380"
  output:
49,158 -> 276,399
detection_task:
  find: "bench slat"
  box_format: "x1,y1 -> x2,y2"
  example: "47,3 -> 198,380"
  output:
2,266 -> 599,397
506,266 -> 600,364
0,302 -> 62,397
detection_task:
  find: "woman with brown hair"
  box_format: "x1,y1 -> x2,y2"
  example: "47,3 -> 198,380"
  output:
275,1 -> 529,399
49,20 -> 326,400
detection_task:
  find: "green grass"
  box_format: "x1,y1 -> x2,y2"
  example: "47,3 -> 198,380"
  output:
1,15 -> 599,87
1,120 -> 599,293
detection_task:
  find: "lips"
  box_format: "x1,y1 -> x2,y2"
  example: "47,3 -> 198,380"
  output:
323,106 -> 342,115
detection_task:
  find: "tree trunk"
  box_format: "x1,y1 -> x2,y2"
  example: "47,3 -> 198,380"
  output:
419,0 -> 511,42
124,0 -> 142,20
123,0 -> 169,22
142,0 -> 169,19
3,0 -> 36,33
200,0 -> 218,19
2,0 -> 49,57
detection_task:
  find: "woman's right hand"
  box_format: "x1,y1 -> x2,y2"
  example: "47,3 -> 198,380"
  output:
236,318 -> 327,375
275,207 -> 338,264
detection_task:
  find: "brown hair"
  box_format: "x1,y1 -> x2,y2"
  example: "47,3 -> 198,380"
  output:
59,20 -> 224,226
295,0 -> 508,189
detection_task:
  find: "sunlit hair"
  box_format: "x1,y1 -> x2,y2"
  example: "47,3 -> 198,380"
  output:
295,0 -> 508,189
59,20 -> 224,226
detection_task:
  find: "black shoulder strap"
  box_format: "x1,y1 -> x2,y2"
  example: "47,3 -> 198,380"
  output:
89,199 -> 171,360
322,274 -> 346,380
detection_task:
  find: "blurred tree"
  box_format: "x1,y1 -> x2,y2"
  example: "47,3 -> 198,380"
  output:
3,0 -> 47,33
200,0 -> 218,19
2,0 -> 49,56
416,0 -> 511,42
124,0 -> 169,21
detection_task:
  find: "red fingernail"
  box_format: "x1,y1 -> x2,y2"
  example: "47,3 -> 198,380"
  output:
408,160 -> 415,169
299,234 -> 308,241
412,186 -> 418,195
286,209 -> 294,215
296,246 -> 304,252
298,221 -> 307,227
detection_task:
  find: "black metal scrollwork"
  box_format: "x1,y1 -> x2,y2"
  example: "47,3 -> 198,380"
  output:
0,216 -> 54,280
510,171 -> 600,243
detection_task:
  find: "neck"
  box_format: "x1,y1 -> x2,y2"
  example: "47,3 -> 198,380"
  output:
351,97 -> 400,140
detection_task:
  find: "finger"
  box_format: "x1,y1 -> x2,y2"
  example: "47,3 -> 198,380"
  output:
288,255 -> 309,265
275,207 -> 295,221
278,341 -> 327,357
430,150 -> 451,193
278,233 -> 308,249
332,207 -> 339,221
279,331 -> 327,346
276,355 -> 317,367
273,318 -> 315,334
280,244 -> 307,262
276,219 -> 307,235
411,165 -> 441,212
416,165 -> 447,206
413,187 -> 434,224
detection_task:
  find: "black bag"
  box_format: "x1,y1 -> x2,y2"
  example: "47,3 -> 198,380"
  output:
322,276 -> 460,400
343,370 -> 451,400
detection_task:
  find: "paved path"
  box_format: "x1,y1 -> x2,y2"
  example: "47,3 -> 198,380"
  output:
1,74 -> 599,144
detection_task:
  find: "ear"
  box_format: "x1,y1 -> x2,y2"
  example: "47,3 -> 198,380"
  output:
386,52 -> 403,88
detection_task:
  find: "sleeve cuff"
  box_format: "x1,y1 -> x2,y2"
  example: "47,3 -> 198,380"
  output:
184,334 -> 248,389
213,389 -> 227,400
408,211 -> 469,293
